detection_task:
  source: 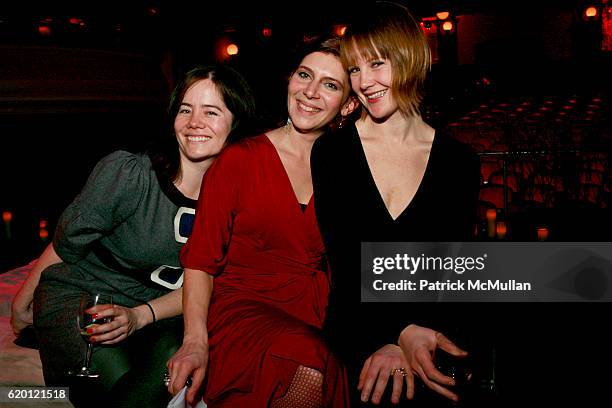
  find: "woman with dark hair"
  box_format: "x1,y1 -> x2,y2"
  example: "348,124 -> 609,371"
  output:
10,64 -> 257,408
311,2 -> 480,406
166,37 -> 358,408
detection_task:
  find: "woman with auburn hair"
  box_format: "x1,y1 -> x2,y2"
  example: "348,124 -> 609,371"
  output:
312,2 -> 480,406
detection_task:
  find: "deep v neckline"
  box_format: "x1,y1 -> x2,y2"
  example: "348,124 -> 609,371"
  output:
264,133 -> 313,214
353,125 -> 436,222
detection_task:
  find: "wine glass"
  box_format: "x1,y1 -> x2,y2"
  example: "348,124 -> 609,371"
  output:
70,293 -> 113,378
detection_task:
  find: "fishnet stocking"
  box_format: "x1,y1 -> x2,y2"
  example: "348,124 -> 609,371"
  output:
270,365 -> 324,408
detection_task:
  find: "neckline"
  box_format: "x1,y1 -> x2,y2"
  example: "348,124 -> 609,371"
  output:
149,153 -> 198,209
263,133 -> 313,213
352,123 -> 437,222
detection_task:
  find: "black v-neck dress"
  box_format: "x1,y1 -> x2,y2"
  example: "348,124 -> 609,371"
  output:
311,122 -> 481,402
313,123 -> 611,406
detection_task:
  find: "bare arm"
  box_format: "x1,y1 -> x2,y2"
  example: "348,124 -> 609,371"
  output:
166,268 -> 213,405
11,244 -> 62,335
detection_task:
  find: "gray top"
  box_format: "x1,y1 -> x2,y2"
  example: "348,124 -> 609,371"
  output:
41,150 -> 196,307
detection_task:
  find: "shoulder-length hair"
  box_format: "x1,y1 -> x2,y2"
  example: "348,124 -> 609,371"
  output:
340,1 -> 431,118
150,65 -> 257,182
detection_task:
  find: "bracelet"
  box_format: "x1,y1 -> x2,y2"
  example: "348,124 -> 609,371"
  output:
145,302 -> 156,323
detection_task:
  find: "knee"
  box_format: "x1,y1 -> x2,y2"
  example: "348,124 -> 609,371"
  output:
299,366 -> 324,386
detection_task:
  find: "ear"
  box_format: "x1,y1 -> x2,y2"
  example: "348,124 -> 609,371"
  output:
340,95 -> 360,117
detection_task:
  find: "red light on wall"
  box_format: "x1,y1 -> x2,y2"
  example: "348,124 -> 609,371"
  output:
68,17 -> 84,25
38,25 -> 51,36
436,11 -> 450,20
585,6 -> 598,18
39,228 -> 49,240
226,44 -> 239,56
486,209 -> 497,222
421,17 -> 437,32
537,227 -> 549,241
2,211 -> 12,223
496,221 -> 507,239
40,219 -> 48,228
442,21 -> 454,31
216,38 -> 239,61
262,27 -> 272,37
486,209 -> 497,239
334,25 -> 347,36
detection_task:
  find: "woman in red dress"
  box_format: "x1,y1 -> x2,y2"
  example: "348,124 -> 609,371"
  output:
167,37 -> 359,407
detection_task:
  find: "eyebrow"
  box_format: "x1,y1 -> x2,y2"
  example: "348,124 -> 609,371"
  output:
180,102 -> 223,111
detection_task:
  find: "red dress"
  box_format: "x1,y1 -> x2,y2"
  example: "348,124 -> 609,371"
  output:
180,134 -> 348,408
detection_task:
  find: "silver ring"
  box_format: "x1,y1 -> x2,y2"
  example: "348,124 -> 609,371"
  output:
163,372 -> 171,387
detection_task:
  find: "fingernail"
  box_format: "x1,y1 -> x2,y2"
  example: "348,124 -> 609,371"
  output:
91,313 -> 99,319
87,328 -> 94,334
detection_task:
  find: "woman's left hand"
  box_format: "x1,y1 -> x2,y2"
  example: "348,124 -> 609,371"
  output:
85,304 -> 150,345
358,344 -> 414,405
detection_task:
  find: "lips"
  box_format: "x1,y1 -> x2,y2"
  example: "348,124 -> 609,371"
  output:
186,135 -> 212,142
365,89 -> 387,102
296,101 -> 321,113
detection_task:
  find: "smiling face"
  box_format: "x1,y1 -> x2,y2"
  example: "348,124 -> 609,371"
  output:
287,51 -> 350,135
347,47 -> 399,122
174,78 -> 234,165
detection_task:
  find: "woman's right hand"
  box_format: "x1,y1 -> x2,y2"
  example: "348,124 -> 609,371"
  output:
358,344 -> 414,405
166,338 -> 209,406
10,246 -> 63,336
10,296 -> 33,335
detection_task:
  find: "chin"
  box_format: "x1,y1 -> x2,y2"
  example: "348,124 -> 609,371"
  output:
188,149 -> 216,160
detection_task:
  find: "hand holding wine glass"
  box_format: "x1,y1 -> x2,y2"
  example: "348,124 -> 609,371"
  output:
85,300 -> 152,345
72,293 -> 114,378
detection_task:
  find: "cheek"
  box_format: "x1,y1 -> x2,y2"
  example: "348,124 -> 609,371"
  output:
215,118 -> 233,141
325,94 -> 345,113
350,76 -> 360,92
173,117 -> 184,134
287,82 -> 300,99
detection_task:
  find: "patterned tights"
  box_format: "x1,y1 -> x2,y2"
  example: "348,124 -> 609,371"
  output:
270,365 -> 324,408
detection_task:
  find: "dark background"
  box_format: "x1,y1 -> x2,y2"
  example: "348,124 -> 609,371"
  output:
0,1 -> 611,406
1,0 -> 610,267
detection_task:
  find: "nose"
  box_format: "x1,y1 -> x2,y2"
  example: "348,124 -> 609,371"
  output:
303,81 -> 319,99
187,112 -> 205,128
359,69 -> 374,91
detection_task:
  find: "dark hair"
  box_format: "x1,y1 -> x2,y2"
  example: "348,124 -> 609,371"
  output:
287,36 -> 342,78
150,64 -> 257,182
341,1 -> 431,118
